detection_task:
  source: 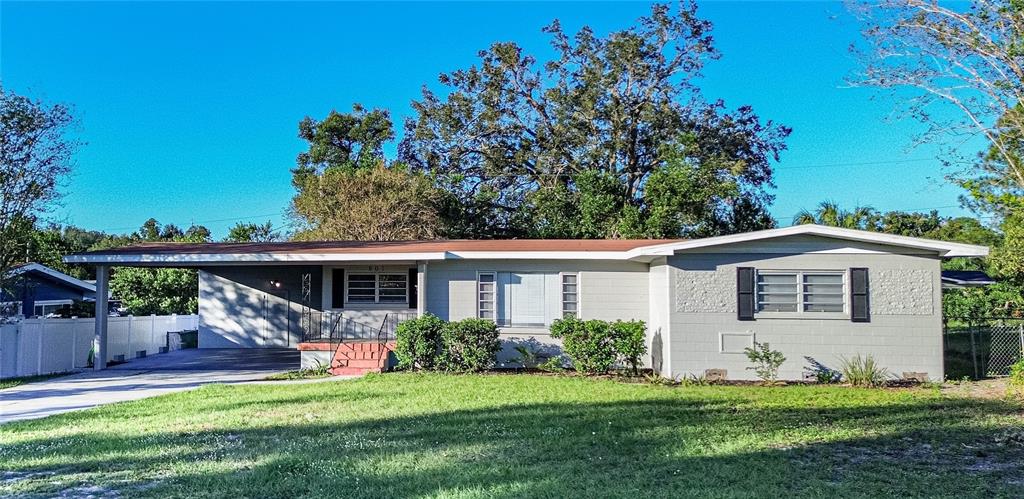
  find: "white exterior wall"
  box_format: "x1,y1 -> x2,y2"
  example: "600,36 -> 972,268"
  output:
667,240 -> 944,381
425,259 -> 650,365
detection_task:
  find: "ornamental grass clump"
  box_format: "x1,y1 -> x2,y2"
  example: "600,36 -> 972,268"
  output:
839,354 -> 890,387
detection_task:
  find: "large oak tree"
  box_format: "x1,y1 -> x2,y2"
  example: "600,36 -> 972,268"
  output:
399,2 -> 790,238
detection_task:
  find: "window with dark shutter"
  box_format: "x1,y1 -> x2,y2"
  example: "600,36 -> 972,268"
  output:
737,267 -> 755,321
331,269 -> 345,308
850,268 -> 870,322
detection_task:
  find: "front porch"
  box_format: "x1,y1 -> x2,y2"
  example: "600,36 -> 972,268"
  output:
86,260 -> 429,373
296,310 -> 415,375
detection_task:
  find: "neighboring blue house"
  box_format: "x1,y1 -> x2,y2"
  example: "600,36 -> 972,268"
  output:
1,263 -> 98,318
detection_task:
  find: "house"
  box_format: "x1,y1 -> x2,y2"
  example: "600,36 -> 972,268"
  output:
64,224 -> 988,380
940,270 -> 995,289
1,263 -> 99,319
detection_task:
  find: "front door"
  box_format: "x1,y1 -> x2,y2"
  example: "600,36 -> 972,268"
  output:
261,291 -> 292,347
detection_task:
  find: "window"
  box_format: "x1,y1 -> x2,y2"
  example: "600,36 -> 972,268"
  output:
802,273 -> 844,312
757,271 -> 845,314
478,272 -> 496,320
561,273 -> 578,318
33,300 -> 72,317
346,273 -> 408,305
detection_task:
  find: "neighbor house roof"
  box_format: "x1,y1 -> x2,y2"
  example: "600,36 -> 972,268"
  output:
941,270 -> 996,289
63,224 -> 989,266
6,263 -> 97,293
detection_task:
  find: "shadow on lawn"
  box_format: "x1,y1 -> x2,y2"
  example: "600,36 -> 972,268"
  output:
3,390 -> 1024,498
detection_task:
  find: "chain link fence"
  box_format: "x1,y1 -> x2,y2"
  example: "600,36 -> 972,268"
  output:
944,318 -> 1024,379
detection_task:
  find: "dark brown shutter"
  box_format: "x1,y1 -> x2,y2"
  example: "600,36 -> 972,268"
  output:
737,267 -> 755,321
331,269 -> 345,308
408,268 -> 418,308
850,268 -> 869,322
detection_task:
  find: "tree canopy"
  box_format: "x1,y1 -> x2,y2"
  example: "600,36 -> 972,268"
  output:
388,2 -> 789,239
225,221 -> 281,243
0,87 -> 78,291
852,0 -> 1024,318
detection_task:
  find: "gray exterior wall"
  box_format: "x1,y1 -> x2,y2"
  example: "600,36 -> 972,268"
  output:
425,259 -> 651,365
198,266 -> 322,348
194,236 -> 948,380
665,238 -> 944,381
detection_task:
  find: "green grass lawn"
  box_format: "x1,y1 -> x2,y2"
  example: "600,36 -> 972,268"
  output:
1,374 -> 1023,498
0,373 -> 68,390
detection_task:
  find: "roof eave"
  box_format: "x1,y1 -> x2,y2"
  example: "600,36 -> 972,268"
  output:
632,225 -> 989,258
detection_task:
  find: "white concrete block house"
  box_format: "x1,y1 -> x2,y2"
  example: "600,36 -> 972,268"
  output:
66,225 -> 988,380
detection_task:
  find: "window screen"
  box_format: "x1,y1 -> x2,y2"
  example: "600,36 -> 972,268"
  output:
561,273 -> 578,318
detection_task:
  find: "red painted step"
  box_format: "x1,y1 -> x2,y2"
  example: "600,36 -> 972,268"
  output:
327,342 -> 396,376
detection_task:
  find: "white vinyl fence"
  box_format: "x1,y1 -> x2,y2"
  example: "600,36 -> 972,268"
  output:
0,314 -> 199,379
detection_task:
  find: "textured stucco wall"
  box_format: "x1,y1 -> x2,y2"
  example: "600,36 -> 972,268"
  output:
673,265 -> 934,317
667,247 -> 944,381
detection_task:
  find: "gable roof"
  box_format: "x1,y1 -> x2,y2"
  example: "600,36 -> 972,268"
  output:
627,225 -> 988,258
941,270 -> 996,289
63,224 -> 988,265
6,263 -> 97,293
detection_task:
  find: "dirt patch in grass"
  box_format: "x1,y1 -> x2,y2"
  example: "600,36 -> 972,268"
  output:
942,378 -> 1013,400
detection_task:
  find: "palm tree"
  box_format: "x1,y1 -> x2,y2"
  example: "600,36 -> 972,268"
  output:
793,201 -> 880,230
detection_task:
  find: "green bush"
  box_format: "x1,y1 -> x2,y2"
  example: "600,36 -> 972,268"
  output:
839,354 -> 889,387
1009,358 -> 1024,399
744,341 -> 786,384
438,318 -> 502,372
611,320 -> 647,375
550,317 -> 618,374
538,355 -> 567,373
394,314 -> 445,370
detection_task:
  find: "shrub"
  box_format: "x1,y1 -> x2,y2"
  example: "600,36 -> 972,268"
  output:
438,318 -> 502,372
550,317 -> 618,374
803,356 -> 841,384
744,341 -> 786,384
678,373 -> 711,387
393,313 -> 445,370
1009,358 -> 1024,399
538,355 -> 567,373
839,354 -> 889,387
612,320 -> 647,375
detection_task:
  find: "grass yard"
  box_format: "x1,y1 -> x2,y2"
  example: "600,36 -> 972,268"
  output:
0,373 -> 68,391
1,374 -> 1023,498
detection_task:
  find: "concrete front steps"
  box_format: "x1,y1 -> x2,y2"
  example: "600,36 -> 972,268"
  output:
297,341 -> 396,376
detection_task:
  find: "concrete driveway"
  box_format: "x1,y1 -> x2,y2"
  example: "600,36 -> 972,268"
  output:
0,348 -> 299,424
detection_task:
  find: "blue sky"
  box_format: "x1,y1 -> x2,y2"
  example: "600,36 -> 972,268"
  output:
2,1 -> 983,238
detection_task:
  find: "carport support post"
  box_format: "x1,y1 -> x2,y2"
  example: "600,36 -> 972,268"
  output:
93,265 -> 110,370
417,262 -> 427,317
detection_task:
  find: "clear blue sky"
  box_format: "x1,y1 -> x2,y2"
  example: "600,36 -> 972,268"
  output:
1,1 -> 983,238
